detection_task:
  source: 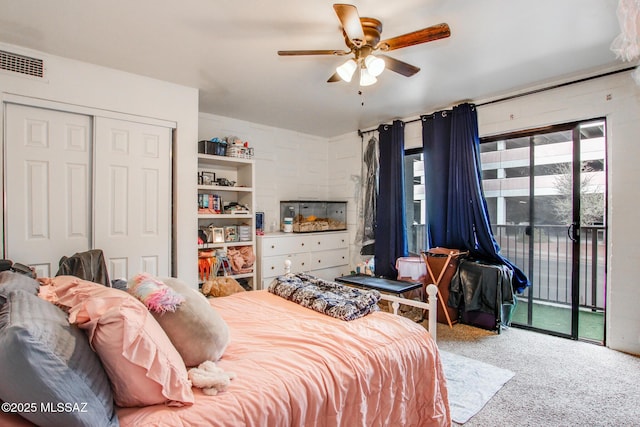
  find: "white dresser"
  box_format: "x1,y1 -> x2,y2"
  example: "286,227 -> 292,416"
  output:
257,231 -> 350,289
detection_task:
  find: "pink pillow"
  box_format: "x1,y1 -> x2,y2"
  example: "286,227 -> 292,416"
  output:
48,276 -> 194,408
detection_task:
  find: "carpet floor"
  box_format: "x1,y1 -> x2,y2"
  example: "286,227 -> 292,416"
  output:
433,322 -> 640,426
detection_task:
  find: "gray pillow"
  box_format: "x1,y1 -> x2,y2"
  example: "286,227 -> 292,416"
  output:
155,277 -> 230,367
0,290 -> 118,427
0,271 -> 40,304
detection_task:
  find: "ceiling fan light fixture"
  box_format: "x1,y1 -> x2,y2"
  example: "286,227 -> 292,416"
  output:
278,4 -> 451,85
359,67 -> 377,86
336,59 -> 357,82
364,54 -> 385,77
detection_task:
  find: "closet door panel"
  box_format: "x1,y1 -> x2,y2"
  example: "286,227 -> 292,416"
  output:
93,117 -> 171,279
4,104 -> 91,277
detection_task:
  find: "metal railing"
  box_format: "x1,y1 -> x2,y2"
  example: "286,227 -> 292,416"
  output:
408,224 -> 606,310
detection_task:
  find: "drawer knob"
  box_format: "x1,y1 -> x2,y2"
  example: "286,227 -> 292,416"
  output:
271,245 -> 275,249
317,241 -> 321,245
301,262 -> 305,266
301,243 -> 305,246
270,266 -> 274,270
318,259 -> 321,263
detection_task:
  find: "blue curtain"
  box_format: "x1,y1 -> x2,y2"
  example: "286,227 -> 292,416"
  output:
374,120 -> 408,278
422,103 -> 530,292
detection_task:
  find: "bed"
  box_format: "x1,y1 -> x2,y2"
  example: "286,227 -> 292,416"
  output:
0,266 -> 450,427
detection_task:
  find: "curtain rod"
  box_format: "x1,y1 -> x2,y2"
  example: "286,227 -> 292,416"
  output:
358,117 -> 421,137
357,65 -> 636,137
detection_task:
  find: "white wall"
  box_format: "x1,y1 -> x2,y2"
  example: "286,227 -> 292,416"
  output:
327,133 -> 366,267
198,112 -> 329,230
327,119 -> 423,268
0,43 -> 199,285
328,70 -> 640,355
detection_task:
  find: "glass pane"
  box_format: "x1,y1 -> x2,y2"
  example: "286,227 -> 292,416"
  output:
482,131 -> 574,335
578,120 -> 606,342
404,152 -> 425,254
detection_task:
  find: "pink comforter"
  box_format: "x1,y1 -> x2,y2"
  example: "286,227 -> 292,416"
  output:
118,290 -> 450,427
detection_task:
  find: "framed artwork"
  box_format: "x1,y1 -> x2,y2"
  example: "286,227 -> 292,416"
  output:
212,227 -> 225,243
224,225 -> 238,242
201,171 -> 216,186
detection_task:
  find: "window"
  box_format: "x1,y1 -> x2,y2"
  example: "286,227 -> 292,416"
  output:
480,120 -> 606,227
403,119 -> 606,254
403,148 -> 425,254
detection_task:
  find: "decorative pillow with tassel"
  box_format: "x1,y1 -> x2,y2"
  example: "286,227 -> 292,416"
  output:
128,274 -> 230,367
128,273 -> 185,314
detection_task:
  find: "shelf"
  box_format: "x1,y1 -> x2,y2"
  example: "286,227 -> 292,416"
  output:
199,241 -> 254,250
197,184 -> 253,192
197,153 -> 255,167
198,213 -> 252,219
230,272 -> 255,280
198,271 -> 255,286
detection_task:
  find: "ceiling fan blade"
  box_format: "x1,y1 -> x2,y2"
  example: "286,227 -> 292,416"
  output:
278,49 -> 349,56
333,4 -> 365,47
379,55 -> 420,77
327,72 -> 341,83
377,23 -> 450,51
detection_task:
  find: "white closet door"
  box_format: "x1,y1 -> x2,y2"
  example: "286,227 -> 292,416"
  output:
4,104 -> 92,277
93,117 -> 171,280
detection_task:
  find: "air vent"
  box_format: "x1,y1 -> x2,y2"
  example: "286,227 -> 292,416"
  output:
0,50 -> 44,78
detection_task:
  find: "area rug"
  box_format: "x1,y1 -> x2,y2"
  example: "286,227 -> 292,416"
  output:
440,350 -> 515,424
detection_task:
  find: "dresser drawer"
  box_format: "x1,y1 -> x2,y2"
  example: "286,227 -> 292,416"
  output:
309,248 -> 349,270
305,232 -> 348,251
260,235 -> 308,256
262,253 -> 311,278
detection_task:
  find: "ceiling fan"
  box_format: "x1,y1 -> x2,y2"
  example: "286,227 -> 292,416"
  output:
277,3 -> 451,86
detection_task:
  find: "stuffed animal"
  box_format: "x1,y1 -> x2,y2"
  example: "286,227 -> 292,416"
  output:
201,276 -> 246,297
188,360 -> 236,396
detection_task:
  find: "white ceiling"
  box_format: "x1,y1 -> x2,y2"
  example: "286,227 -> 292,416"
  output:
0,0 -> 628,138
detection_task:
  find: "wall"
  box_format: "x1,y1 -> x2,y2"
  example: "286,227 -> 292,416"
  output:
0,43 -> 199,285
198,112 -> 329,232
328,70 -> 640,355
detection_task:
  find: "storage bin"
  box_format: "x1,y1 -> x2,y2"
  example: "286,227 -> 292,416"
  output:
201,139 -> 227,156
208,140 -> 227,156
227,145 -> 254,159
238,225 -> 252,241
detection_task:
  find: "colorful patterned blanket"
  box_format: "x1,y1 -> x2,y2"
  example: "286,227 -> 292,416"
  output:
268,273 -> 381,321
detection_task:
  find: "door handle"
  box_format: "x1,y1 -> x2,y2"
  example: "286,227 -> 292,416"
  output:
567,223 -> 579,242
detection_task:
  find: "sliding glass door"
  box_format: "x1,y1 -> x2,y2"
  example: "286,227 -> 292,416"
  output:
480,120 -> 607,342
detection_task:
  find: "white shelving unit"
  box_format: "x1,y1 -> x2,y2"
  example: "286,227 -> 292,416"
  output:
197,153 -> 256,289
